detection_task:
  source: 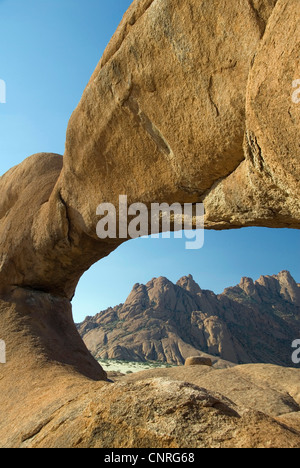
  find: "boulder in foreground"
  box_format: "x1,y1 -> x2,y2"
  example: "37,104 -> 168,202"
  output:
185,356 -> 213,367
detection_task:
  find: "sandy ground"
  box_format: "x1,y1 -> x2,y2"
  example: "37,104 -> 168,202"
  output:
98,358 -> 175,374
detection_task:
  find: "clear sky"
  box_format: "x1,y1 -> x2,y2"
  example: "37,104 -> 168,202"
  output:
1,0 -> 299,323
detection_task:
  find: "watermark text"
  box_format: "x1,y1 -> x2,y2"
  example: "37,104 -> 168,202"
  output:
0,79 -> 6,104
292,339 -> 300,364
96,196 -> 204,250
292,79 -> 300,104
0,340 -> 6,364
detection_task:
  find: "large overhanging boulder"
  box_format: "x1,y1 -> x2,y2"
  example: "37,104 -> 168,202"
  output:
0,0 -> 299,448
205,0 -> 300,228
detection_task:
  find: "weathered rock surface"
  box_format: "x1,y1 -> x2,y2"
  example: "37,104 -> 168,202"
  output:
122,364 -> 300,437
205,0 -> 300,229
0,0 -> 299,448
1,0 -> 297,301
78,271 -> 300,367
2,364 -> 299,448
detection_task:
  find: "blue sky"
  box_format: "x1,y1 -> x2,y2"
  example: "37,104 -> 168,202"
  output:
1,0 -> 299,323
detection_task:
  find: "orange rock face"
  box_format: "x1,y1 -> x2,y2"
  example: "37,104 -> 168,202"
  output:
0,0 -> 299,448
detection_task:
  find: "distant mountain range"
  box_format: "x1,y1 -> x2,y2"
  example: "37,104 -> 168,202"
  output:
77,271 -> 300,367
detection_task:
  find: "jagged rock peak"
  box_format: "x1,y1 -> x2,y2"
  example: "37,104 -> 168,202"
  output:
147,276 -> 173,285
239,277 -> 256,295
124,282 -> 148,307
256,270 -> 300,305
177,275 -> 202,295
256,270 -> 292,285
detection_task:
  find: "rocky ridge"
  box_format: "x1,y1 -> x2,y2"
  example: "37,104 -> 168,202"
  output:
78,271 -> 300,367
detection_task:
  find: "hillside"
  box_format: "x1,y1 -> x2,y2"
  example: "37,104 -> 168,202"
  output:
77,271 -> 300,367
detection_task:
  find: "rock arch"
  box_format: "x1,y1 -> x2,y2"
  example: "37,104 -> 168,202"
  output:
0,0 -> 299,447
